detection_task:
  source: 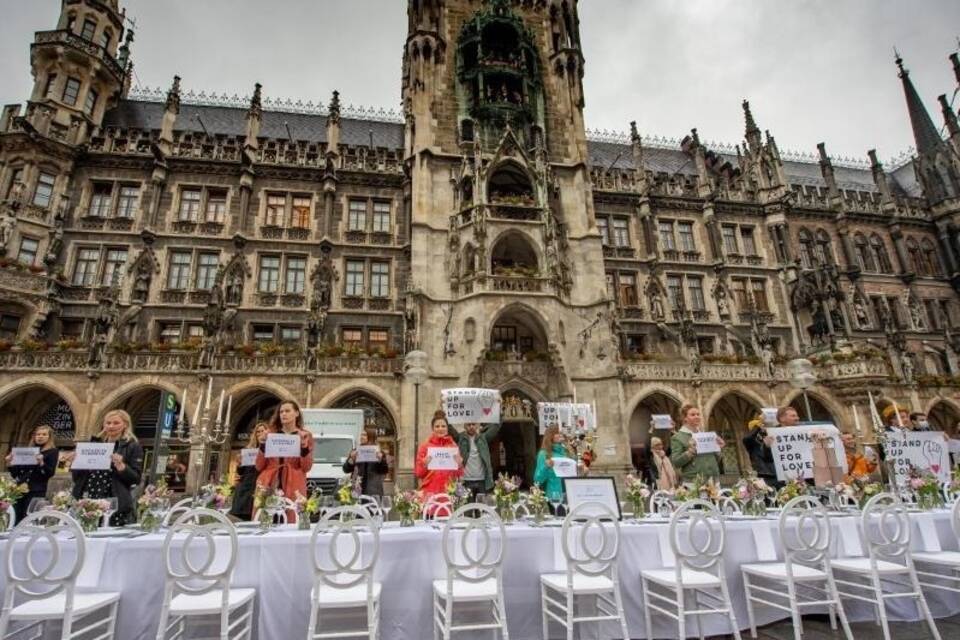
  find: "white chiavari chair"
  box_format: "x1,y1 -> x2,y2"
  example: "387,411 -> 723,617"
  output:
718,497 -> 742,516
830,493 -> 940,640
422,494 -> 454,521
641,499 -> 741,640
308,505 -> 381,640
0,511 -> 120,640
357,495 -> 382,519
162,497 -> 195,527
742,495 -> 852,640
539,502 -> 629,640
434,503 -> 509,640
914,497 -> 960,596
154,508 -> 255,640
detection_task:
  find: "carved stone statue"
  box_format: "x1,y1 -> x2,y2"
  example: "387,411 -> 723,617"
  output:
44,208 -> 65,265
225,270 -> 243,306
853,298 -> 869,328
404,288 -> 420,352
716,289 -> 730,317
0,211 -> 15,256
901,351 -> 915,384
306,300 -> 327,348
312,252 -> 338,309
7,180 -> 25,205
131,264 -> 152,304
87,293 -> 116,367
909,301 -> 925,331
761,343 -> 775,378
650,290 -> 665,321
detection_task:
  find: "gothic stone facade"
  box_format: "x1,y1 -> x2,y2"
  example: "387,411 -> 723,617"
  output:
1,0 -> 960,490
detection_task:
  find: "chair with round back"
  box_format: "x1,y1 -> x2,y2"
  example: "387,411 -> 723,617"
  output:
162,497 -> 195,527
421,493 -> 454,521
649,490 -> 674,516
308,505 -> 382,640
357,495 -> 382,519
539,501 -> 629,640
831,493 -> 941,640
741,495 -> 853,640
640,499 -> 741,640
154,508 -> 255,640
434,503 -> 509,640
718,496 -> 742,516
0,510 -> 120,640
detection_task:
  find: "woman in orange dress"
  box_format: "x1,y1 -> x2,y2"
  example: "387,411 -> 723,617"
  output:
256,400 -> 314,516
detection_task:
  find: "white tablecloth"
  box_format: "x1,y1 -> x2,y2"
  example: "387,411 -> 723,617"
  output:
1,511 -> 958,640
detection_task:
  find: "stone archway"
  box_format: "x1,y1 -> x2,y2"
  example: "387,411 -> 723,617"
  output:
332,391 -> 399,487
495,389 -> 540,488
626,390 -> 682,471
0,382 -> 78,454
788,392 -> 837,423
219,386 -> 284,485
708,392 -> 761,482
928,400 -> 960,436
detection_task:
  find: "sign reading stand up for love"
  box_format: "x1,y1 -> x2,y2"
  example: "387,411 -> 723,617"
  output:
771,424 -> 846,481
885,431 -> 950,483
441,388 -> 501,425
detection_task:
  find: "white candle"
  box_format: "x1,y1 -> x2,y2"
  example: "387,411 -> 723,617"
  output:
572,387 -> 577,404
852,404 -> 862,434
592,401 -> 597,429
892,399 -> 904,428
193,394 -> 203,426
224,395 -> 233,427
205,377 -> 213,410
216,389 -> 225,423
179,388 -> 187,422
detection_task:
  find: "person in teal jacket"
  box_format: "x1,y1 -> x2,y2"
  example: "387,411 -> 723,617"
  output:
534,425 -> 575,501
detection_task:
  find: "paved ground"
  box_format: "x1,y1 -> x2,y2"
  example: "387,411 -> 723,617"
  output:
702,613 -> 960,639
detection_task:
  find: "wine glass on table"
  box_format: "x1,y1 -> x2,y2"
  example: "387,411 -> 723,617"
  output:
378,495 -> 393,524
102,497 -> 118,528
547,490 -> 563,519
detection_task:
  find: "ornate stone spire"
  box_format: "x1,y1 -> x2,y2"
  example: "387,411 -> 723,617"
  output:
817,142 -> 839,199
328,90 -> 341,124
742,99 -> 761,152
117,29 -> 134,70
244,83 -> 263,150
165,75 -> 181,114
868,149 -> 894,205
248,82 -> 263,120
896,51 -> 942,157
939,94 -> 959,138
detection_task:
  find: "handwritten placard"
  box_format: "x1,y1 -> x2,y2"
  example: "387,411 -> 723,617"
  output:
356,445 -> 380,463
265,433 -> 301,458
441,388 -> 501,425
761,407 -> 779,427
570,404 -> 596,431
694,432 -> 720,454
427,447 -> 459,470
651,414 -> 673,430
771,424 -> 845,481
239,448 -> 258,467
11,447 -> 40,466
537,402 -> 564,434
71,442 -> 115,470
552,457 -> 578,478
885,431 -> 950,482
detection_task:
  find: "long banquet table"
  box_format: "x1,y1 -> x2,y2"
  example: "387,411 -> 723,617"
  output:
1,511 -> 958,640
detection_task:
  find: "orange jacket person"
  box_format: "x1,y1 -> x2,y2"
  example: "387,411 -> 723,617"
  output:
256,399 -> 314,508
415,410 -> 463,498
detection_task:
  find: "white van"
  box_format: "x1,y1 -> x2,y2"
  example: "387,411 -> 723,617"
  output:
301,409 -> 364,496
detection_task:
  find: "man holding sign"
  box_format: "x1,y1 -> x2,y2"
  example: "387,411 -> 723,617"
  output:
343,430 -> 389,496
669,405 -> 725,482
414,410 -> 463,498
450,420 -> 502,497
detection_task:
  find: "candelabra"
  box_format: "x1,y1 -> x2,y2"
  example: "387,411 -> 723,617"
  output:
175,376 -> 233,446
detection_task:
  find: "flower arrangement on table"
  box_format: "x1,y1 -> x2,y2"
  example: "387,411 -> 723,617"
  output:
49,490 -> 75,513
446,479 -> 472,511
526,486 -> 549,524
197,478 -> 233,511
734,473 -> 773,516
832,482 -> 858,509
137,479 -> 173,532
337,476 -> 362,507
673,475 -> 721,503
623,474 -> 651,519
394,489 -> 423,527
254,485 -> 285,529
493,473 -> 521,522
0,477 -> 27,531
776,477 -> 809,507
849,477 -> 883,508
293,489 -> 323,530
909,468 -> 944,510
75,498 -> 110,533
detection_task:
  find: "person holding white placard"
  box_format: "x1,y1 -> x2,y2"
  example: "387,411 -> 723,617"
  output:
449,420 -> 502,497
343,429 -> 389,496
669,404 -> 725,482
534,425 -> 576,503
65,409 -> 143,526
229,422 -> 268,521
256,400 -> 314,508
741,412 -> 780,488
5,424 -> 58,523
414,410 -> 463,498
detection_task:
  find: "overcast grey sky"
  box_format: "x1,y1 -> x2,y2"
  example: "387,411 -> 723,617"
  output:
2,0 -> 958,162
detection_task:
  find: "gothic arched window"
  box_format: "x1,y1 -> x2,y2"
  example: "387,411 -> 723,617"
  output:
814,228 -> 834,265
870,234 -> 893,274
854,233 -> 875,272
920,238 -> 943,277
797,228 -> 814,269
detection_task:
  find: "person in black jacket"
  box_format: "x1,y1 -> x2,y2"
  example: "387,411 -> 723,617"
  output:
229,422 -> 268,521
741,414 -> 781,489
342,430 -> 389,497
66,409 -> 144,526
5,424 -> 59,523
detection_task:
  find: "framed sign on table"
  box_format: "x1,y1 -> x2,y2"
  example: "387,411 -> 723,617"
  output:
562,477 -> 622,521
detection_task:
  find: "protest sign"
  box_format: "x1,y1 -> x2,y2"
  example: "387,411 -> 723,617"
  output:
771,424 -> 845,481
761,407 -> 779,427
552,457 -> 578,478
265,433 -> 301,458
885,431 -> 950,482
10,447 -> 39,466
239,448 -> 259,467
441,388 -> 501,424
694,432 -> 720,454
427,447 -> 459,470
651,414 -> 673,430
71,442 -> 115,470
356,445 -> 380,463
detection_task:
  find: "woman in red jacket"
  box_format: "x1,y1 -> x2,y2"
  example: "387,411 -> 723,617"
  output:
415,410 -> 463,498
256,399 -> 314,515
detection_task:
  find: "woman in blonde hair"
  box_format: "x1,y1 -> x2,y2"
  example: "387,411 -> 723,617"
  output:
5,425 -> 59,522
67,409 -> 144,526
229,422 -> 269,521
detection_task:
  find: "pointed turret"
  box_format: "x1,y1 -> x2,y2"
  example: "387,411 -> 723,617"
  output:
244,83 -> 263,150
939,94 -> 959,138
326,90 -> 342,154
742,100 -> 761,152
817,142 -> 840,202
629,121 -> 648,192
868,149 -> 896,208
896,52 -> 942,156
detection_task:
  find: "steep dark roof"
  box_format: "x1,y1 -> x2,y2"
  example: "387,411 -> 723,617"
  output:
101,100 -> 405,148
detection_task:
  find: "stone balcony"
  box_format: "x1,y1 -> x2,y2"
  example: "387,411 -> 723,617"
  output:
813,357 -> 890,383
621,360 -> 784,381
0,348 -> 402,377
33,30 -> 125,82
